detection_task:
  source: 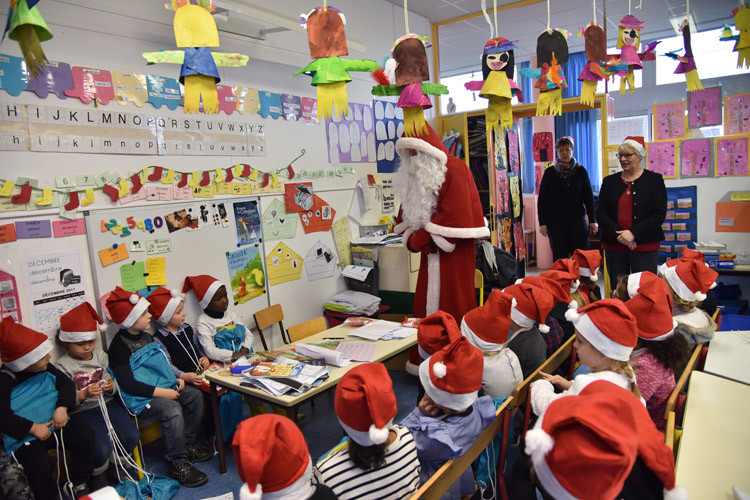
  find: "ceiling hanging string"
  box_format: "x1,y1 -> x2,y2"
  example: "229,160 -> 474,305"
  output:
636,0 -> 643,9
481,0 -> 494,38
686,0 -> 689,18
547,0 -> 551,30
629,0 -> 632,15
494,0 -> 498,35
593,0 -> 596,24
323,0 -> 327,10
404,0 -> 409,34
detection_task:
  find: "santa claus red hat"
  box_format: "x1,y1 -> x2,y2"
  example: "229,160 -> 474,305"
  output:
419,336 -> 483,412
539,270 -> 578,297
663,259 -> 718,302
547,260 -> 580,293
622,135 -> 646,157
105,287 -> 150,329
395,124 -> 448,166
564,299 -> 638,361
526,380 -> 686,500
460,289 -> 514,350
572,249 -> 601,281
625,272 -> 677,341
183,275 -> 224,309
148,286 -> 185,326
233,414 -> 313,500
503,283 -> 556,334
517,275 -> 571,305
417,310 -> 462,360
681,246 -> 705,262
59,302 -> 106,342
335,363 -> 397,447
0,317 -> 53,372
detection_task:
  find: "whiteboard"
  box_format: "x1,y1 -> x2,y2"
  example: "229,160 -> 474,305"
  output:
84,197 -> 270,346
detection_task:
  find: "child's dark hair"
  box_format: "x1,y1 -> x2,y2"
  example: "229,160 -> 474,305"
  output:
637,334 -> 690,373
348,436 -> 388,471
614,274 -> 630,301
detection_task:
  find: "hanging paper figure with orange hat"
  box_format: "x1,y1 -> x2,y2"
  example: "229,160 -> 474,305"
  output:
720,2 -> 750,68
142,0 -> 248,114
292,6 -> 378,120
2,0 -> 52,77
464,38 -> 523,132
613,15 -> 659,94
520,29 -> 569,116
371,34 -> 448,136
664,20 -> 703,91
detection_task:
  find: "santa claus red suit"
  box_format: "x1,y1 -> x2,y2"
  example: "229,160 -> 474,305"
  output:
394,123 -> 489,320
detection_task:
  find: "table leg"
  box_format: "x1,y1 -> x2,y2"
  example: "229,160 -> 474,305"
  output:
289,405 -> 299,424
210,382 -> 226,475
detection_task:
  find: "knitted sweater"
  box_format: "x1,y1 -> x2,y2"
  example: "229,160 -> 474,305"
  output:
632,349 -> 674,432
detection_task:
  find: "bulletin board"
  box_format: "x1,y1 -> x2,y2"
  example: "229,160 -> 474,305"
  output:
84,196 -> 270,345
660,186 -> 697,263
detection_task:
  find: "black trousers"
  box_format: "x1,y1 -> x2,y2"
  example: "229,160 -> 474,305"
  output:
604,250 -> 659,284
546,216 -> 589,261
13,419 -> 94,499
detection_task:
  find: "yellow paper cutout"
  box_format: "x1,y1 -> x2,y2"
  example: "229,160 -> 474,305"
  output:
580,80 -> 597,107
142,51 -> 248,67
111,71 -> 148,107
161,169 -> 175,184
0,180 -> 14,197
234,86 -> 260,115
233,164 -> 243,176
81,189 -> 95,206
265,241 -> 304,285
140,167 -> 149,181
685,70 -> 704,92
189,171 -> 201,187
98,245 -> 130,267
402,107 -> 428,137
271,173 -> 279,188
214,168 -> 225,183
118,179 -> 130,196
145,257 -> 167,286
184,74 -> 218,114
35,188 -> 53,205
248,168 -> 259,181
174,4 -> 219,48
316,81 -> 347,120
212,53 -> 249,67
193,185 -> 214,198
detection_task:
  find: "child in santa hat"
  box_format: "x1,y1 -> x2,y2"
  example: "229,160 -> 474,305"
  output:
460,289 -> 523,397
0,316 -> 96,499
518,379 -> 686,500
624,272 -> 689,431
502,283 -> 555,380
401,336 -> 497,500
233,414 -> 337,500
105,286 -> 210,488
412,310 -> 462,403
530,299 -> 642,417
659,259 -> 718,348
550,257 -> 592,308
55,302 -> 140,490
184,275 -> 255,364
517,275 -> 571,357
315,363 -> 421,499
571,248 -> 603,304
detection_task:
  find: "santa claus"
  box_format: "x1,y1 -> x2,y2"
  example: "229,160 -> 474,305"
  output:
394,123 -> 489,321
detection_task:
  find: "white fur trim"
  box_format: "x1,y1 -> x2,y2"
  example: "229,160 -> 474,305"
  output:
157,295 -> 184,326
433,361 -> 447,378
240,483 -> 262,500
58,329 -> 98,342
401,227 -> 415,250
405,360 -> 420,376
538,323 -> 550,333
384,57 -> 396,85
129,294 -> 138,305
85,486 -> 122,500
430,234 -> 456,252
570,279 -> 580,293
568,311 -> 633,361
425,253 -> 440,315
418,358 -> 477,412
568,301 -> 578,309
531,449 -> 579,500
515,278 -> 523,285
639,318 -> 678,341
525,428 -> 554,459
709,281 -> 716,289
664,485 -> 689,500
395,137 -> 448,165
460,318 -> 507,351
424,222 -> 490,240
621,139 -> 646,158
417,345 -> 430,360
627,272 -> 643,298
98,323 -> 107,333
199,280 -> 224,309
663,265 -> 703,303
5,339 -> 53,372
511,306 -> 535,329
119,297 -> 150,329
695,291 -> 707,301
259,459 -> 314,500
339,418 -> 394,446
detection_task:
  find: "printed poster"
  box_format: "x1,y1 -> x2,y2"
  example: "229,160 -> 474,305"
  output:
680,139 -> 712,177
0,270 -> 22,322
373,98 -> 403,173
326,102 -> 375,165
21,248 -> 90,333
233,200 -> 261,246
226,247 -> 265,305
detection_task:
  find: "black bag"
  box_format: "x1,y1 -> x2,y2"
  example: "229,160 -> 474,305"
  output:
475,240 -> 517,298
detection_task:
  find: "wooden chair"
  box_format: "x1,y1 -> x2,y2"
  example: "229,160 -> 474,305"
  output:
475,269 -> 484,306
664,344 -> 702,427
253,304 -> 288,349
288,316 -> 328,343
665,410 -> 676,452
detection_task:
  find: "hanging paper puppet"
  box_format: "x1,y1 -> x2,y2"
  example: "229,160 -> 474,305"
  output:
2,0 -> 52,77
292,6 -> 378,120
664,20 -> 703,91
578,23 -> 609,107
464,38 -> 523,133
720,3 -> 750,69
142,1 -> 248,113
520,29 -> 569,116
372,34 -> 448,136
614,15 -> 659,94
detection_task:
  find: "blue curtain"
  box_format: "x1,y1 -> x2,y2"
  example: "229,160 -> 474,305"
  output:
519,61 -> 533,105
554,109 -> 600,190
521,118 -> 535,194
561,51 -> 586,99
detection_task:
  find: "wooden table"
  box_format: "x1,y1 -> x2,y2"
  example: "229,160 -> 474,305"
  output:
675,371 -> 750,498
205,323 -> 417,474
703,330 -> 750,385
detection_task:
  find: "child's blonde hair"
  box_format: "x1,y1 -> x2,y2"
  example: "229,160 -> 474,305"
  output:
663,279 -> 701,312
609,360 -> 642,400
570,290 -> 588,308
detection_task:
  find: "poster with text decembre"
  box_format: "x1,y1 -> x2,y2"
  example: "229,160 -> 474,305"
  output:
226,247 -> 265,305
373,99 -> 404,173
326,102 -> 375,165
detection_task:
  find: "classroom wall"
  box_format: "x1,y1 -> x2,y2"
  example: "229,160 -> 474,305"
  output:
0,1 -> 431,351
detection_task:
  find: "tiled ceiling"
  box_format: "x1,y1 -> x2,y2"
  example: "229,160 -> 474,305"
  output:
383,0 -> 738,76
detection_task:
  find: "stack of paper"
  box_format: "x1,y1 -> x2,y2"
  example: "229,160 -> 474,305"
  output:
348,320 -> 417,341
295,343 -> 351,367
325,290 -> 381,316
351,233 -> 402,245
240,357 -> 332,396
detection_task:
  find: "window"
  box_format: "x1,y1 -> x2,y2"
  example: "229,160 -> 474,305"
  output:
440,66 -> 521,114
656,27 -> 749,85
595,47 -> 643,93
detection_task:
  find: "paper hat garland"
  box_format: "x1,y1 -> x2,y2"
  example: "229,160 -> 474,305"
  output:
614,15 -> 659,94
519,29 -> 569,116
59,302 -> 106,342
293,6 -> 378,120
0,316 -> 53,371
142,2 -> 248,114
664,20 -> 703,91
2,0 -> 52,78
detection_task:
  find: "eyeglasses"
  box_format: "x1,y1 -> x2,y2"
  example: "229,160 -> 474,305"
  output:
616,152 -> 636,159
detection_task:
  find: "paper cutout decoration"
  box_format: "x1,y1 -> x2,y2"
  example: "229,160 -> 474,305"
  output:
233,86 -> 260,114
26,60 -> 73,99
510,176 -> 521,217
262,198 -> 297,241
716,136 -> 749,177
142,3 -> 248,114
513,221 -> 526,260
111,71 -> 148,107
507,129 -> 520,173
519,29 -> 569,116
654,101 -> 685,140
0,54 -> 27,95
646,140 -> 678,178
664,20 -> 702,91
720,5 -> 749,69
146,74 -> 182,110
613,15 -> 658,94
64,67 -> 115,105
372,34 -> 448,136
281,93 -> 302,121
214,84 -> 237,115
299,194 -> 335,234
326,102 -> 373,164
681,138 -> 712,177
464,38 -> 523,132
304,240 -> 336,281
725,93 -> 750,135
98,244 -> 129,267
577,22 -> 622,107
258,91 -> 282,119
3,0 -> 52,77
532,132 -> 554,162
232,200 -> 261,247
293,7 -> 378,120
688,86 -> 722,127
496,169 -> 509,213
301,97 -> 318,122
373,98 -> 402,173
265,241 -> 303,285
226,246 -> 265,305
284,182 -> 314,213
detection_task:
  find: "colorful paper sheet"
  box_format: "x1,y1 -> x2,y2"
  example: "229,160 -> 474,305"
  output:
725,93 -> 750,135
304,241 -> 336,281
258,91 -> 282,119
507,129 -> 520,173
513,221 -> 526,260
0,54 -> 28,96
265,242 -> 303,285
300,194 -> 335,234
99,245 -> 130,267
26,61 -> 74,99
687,87 -> 721,128
646,141 -> 678,178
15,219 -> 51,238
226,247 -> 265,305
261,198 -> 297,241
120,261 -> 147,292
654,101 -> 685,140
145,257 -> 167,286
510,176 -> 521,217
532,132 -> 554,162
327,102 -> 374,164
0,223 -> 18,244
52,218 -> 86,237
111,71 -> 148,107
496,169 -> 510,213
680,139 -> 712,177
373,99 -> 402,173
331,217 -> 352,268
716,136 -> 749,177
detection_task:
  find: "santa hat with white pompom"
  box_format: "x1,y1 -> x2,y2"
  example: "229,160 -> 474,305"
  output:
59,302 -> 107,342
503,283 -> 556,334
549,259 -> 581,292
460,289 -> 515,351
147,286 -> 185,326
104,287 -> 150,329
419,336 -> 483,412
572,249 -> 602,281
335,363 -> 397,447
662,258 -> 718,303
525,380 -> 688,500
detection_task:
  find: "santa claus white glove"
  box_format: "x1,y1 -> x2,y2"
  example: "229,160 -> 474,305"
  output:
407,229 -> 436,253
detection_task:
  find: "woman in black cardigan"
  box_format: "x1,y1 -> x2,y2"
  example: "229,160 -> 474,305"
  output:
537,136 -> 597,260
596,136 -> 667,282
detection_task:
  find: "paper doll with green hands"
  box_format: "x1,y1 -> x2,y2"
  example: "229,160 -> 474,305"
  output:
2,0 -> 52,77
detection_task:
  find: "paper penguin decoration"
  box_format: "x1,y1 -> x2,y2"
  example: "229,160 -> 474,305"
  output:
2,0 -> 52,77
372,34 -> 448,136
614,15 -> 659,94
664,20 -> 703,91
464,38 -> 523,132
293,6 -> 379,120
142,0 -> 248,113
519,29 -> 569,116
720,3 -> 750,69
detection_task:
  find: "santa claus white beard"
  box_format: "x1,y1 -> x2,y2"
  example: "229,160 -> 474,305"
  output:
395,151 -> 447,229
